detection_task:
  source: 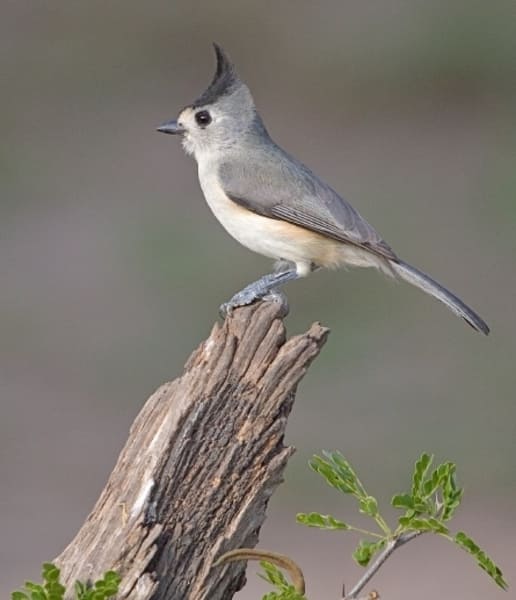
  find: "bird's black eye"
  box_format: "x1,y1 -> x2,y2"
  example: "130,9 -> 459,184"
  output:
195,110 -> 212,127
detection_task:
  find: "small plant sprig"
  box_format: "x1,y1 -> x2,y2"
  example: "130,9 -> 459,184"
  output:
12,563 -> 120,600
259,561 -> 307,600
295,451 -> 507,597
214,549 -> 306,600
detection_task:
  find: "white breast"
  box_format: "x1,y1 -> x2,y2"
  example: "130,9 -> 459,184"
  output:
197,164 -> 309,268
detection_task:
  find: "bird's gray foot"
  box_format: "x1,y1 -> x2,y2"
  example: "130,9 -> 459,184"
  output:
219,282 -> 266,317
219,269 -> 297,317
219,286 -> 289,317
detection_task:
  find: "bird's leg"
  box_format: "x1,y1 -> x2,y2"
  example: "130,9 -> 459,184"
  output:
219,268 -> 299,316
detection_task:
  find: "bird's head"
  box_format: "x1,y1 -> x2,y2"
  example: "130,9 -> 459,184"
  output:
157,44 -> 262,159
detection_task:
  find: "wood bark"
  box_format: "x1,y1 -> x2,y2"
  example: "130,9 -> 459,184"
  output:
55,301 -> 329,599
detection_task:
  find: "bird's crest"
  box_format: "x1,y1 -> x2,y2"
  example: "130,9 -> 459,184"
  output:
192,43 -> 239,108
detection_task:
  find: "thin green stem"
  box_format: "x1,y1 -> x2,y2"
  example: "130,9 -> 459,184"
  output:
347,525 -> 385,539
374,514 -> 392,537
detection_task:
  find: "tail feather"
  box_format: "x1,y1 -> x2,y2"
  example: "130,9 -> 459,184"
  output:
390,259 -> 489,335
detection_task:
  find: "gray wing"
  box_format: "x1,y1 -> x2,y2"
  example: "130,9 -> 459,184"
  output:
219,147 -> 397,261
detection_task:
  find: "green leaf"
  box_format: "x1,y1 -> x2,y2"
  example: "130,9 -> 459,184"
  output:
74,581 -> 86,599
422,463 -> 448,498
398,516 -> 448,534
442,489 -> 463,521
102,572 -> 120,586
258,562 -> 306,600
296,512 -> 349,530
42,564 -> 60,584
329,451 -> 368,493
425,517 -> 449,534
411,453 -> 433,499
11,593 -> 30,600
454,532 -> 508,590
23,584 -> 45,593
260,562 -> 289,588
261,591 -> 303,600
352,539 -> 385,567
412,501 -> 431,513
441,469 -> 463,521
44,579 -> 65,596
310,454 -> 359,496
358,496 -> 378,518
391,494 -> 414,509
22,582 -> 47,600
45,583 -> 65,599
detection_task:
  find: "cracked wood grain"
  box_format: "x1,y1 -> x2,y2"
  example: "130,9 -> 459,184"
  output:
54,301 -> 329,599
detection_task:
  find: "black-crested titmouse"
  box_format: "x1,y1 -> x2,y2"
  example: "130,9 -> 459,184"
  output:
157,44 -> 489,335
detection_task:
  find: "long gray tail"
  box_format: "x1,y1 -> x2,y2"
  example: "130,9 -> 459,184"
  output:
390,259 -> 489,335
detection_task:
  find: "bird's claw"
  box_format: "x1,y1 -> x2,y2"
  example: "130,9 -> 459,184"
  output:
219,287 -> 289,318
219,287 -> 260,318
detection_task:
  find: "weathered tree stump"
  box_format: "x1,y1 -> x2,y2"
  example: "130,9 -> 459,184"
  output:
55,301 -> 329,599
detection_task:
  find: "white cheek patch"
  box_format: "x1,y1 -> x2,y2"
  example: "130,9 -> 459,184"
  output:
181,134 -> 195,156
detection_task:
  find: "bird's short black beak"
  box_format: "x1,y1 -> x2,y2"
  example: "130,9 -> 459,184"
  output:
156,119 -> 185,135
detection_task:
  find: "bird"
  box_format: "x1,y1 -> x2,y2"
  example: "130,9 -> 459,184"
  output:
157,44 -> 489,335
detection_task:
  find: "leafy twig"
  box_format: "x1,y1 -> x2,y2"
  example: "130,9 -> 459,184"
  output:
12,563 -> 120,600
298,451 -> 507,591
214,548 -> 306,597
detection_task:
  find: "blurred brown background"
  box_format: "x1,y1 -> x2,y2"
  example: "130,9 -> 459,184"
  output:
1,1 -> 515,598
